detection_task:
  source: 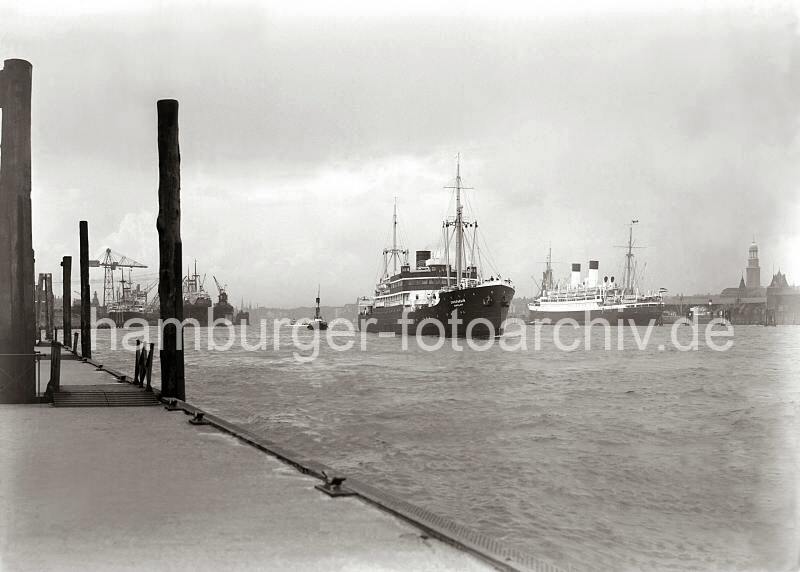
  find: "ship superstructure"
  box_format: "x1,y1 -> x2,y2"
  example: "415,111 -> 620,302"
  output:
107,268 -> 152,327
97,249 -> 150,327
358,157 -> 515,337
183,261 -> 213,325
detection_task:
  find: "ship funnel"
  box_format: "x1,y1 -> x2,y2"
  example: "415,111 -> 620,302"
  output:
416,250 -> 431,269
588,260 -> 599,288
571,263 -> 581,288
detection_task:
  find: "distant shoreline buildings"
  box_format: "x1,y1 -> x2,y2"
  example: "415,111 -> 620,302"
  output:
664,239 -> 800,325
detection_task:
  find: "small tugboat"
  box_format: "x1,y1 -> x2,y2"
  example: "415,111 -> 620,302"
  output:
308,286 -> 328,330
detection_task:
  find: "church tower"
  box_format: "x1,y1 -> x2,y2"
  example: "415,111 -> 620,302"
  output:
746,239 -> 760,289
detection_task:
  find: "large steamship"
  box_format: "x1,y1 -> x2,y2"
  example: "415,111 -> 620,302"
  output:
528,222 -> 664,325
357,158 -> 515,337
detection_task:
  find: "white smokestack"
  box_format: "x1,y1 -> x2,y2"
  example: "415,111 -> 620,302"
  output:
588,260 -> 599,288
571,263 -> 581,288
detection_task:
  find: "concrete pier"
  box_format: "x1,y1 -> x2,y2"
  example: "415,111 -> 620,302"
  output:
0,355 -> 493,571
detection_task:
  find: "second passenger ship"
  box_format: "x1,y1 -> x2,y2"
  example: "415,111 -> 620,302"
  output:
528,222 -> 664,325
358,158 -> 515,337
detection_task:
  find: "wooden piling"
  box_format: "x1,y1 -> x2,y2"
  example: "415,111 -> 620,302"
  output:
45,273 -> 54,340
0,59 -> 35,403
35,273 -> 44,342
79,220 -> 91,358
134,339 -> 141,386
61,256 -> 72,346
145,343 -> 154,392
137,344 -> 148,387
156,99 -> 185,400
44,342 -> 62,399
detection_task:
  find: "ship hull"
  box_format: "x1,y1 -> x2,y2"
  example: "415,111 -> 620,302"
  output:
184,303 -> 212,326
213,302 -> 235,324
529,304 -> 663,326
108,310 -> 146,327
359,284 -> 514,337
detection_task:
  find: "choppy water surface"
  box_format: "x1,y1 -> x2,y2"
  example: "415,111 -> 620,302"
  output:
94,325 -> 799,571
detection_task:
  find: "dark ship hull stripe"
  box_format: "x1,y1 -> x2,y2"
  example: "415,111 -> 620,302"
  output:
359,284 -> 515,337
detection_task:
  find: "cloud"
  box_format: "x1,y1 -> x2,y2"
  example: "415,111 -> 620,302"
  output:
6,2 -> 800,305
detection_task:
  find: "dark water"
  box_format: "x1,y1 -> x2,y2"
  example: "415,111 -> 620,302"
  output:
94,325 -> 799,571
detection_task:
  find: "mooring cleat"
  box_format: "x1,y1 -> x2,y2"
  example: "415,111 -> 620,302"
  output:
315,470 -> 355,497
188,411 -> 209,425
164,399 -> 182,411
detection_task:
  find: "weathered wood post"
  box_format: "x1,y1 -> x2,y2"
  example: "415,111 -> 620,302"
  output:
35,273 -> 43,342
145,342 -> 154,392
137,344 -> 148,387
45,273 -> 54,340
0,58 -> 35,403
79,220 -> 91,358
72,332 -> 79,355
134,339 -> 141,385
44,341 -> 61,400
156,99 -> 185,400
61,256 -> 72,346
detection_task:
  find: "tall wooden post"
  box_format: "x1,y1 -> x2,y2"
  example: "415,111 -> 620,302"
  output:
35,274 -> 44,342
0,59 -> 35,403
61,256 -> 72,346
45,273 -> 53,340
156,99 -> 184,400
79,220 -> 91,358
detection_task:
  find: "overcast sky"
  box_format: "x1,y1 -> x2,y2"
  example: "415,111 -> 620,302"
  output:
3,0 -> 799,306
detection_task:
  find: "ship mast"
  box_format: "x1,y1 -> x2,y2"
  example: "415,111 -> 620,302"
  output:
455,159 -> 463,285
624,220 -> 638,293
315,284 -> 321,320
445,154 -> 472,288
382,197 -> 407,278
545,245 -> 553,291
392,198 -> 398,275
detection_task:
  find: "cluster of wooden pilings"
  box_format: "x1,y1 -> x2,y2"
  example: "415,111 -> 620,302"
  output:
0,59 -> 185,403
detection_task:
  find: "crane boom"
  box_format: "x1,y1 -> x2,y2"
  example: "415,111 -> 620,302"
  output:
94,248 -> 148,306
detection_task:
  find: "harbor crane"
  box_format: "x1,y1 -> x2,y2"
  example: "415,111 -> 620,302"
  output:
93,248 -> 148,307
212,276 -> 229,304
